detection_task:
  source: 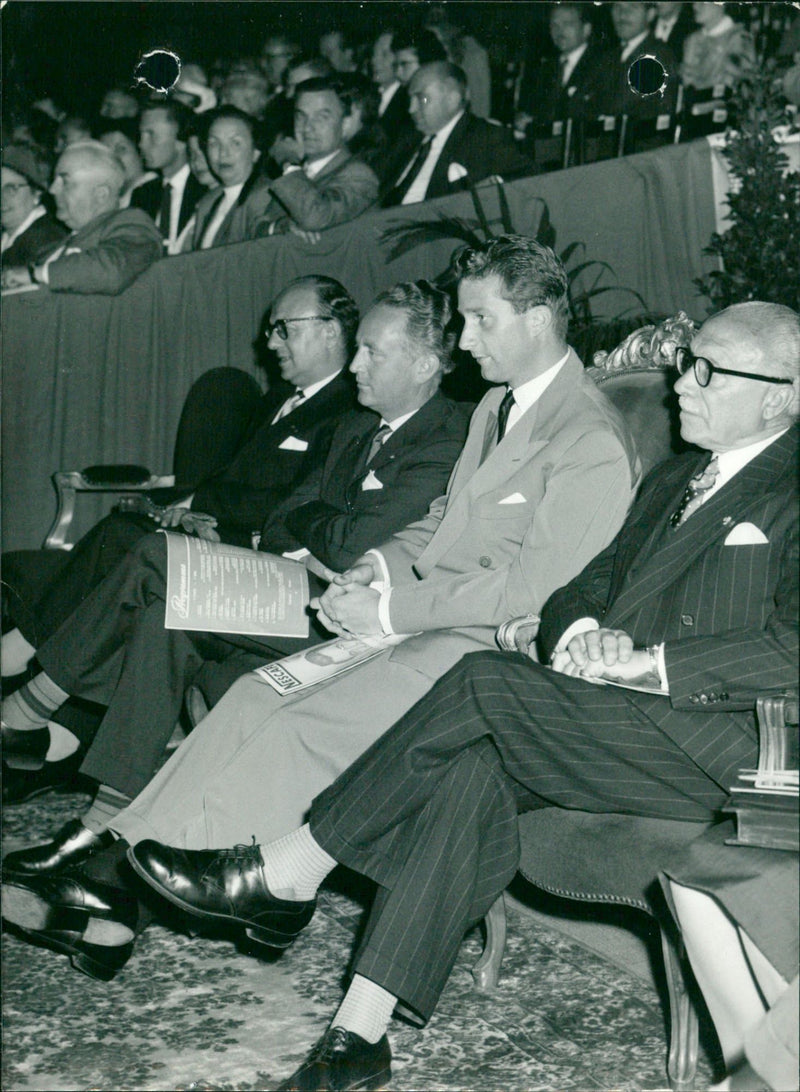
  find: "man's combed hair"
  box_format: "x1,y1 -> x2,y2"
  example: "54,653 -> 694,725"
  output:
63,140 -> 126,197
374,280 -> 456,373
141,97 -> 193,141
283,275 -> 360,356
453,234 -> 570,337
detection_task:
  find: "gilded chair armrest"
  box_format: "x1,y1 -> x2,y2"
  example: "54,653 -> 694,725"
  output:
45,470 -> 175,550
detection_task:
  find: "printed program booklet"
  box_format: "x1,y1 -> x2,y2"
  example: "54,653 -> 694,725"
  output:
162,531 -> 309,637
255,633 -> 408,695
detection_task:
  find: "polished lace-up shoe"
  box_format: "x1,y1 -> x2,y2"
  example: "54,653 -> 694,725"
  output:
127,839 -> 315,948
2,753 -> 83,805
3,818 -> 115,878
278,1028 -> 392,1091
1,724 -> 50,770
1,870 -> 138,981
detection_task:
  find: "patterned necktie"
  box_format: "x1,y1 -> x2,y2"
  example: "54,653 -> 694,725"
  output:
273,388 -> 305,423
159,181 -> 173,243
670,454 -> 720,528
496,387 -> 516,444
389,138 -> 433,203
366,423 -> 392,464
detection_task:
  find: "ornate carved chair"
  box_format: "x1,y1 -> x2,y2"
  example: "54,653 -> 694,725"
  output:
471,313 -> 712,1091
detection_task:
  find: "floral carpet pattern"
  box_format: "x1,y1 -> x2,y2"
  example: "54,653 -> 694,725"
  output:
2,789 -> 717,1091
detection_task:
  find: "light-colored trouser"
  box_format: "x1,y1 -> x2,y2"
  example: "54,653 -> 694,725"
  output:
113,650 -> 437,850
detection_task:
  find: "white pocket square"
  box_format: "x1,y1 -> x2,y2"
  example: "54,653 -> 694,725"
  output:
362,470 -> 384,491
723,522 -> 769,546
498,492 -> 526,505
279,436 -> 309,451
447,161 -> 469,182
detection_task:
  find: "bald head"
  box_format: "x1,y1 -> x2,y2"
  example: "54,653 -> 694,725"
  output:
408,61 -> 468,136
50,141 -> 125,230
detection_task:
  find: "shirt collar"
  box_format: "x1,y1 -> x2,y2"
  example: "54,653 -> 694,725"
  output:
510,349 -> 570,415
379,408 -> 418,433
561,42 -> 588,67
1,204 -> 46,251
620,29 -> 650,61
712,428 -> 791,488
430,109 -> 465,150
299,368 -> 343,400
163,161 -> 191,191
379,81 -> 401,113
304,149 -> 341,179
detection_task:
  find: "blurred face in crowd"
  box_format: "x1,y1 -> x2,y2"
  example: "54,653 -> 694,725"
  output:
220,74 -> 270,119
1,167 -> 41,233
50,149 -> 111,231
611,2 -> 653,42
350,304 -> 427,419
187,134 -> 216,188
261,36 -> 295,88
139,108 -> 185,174
674,313 -> 797,452
285,63 -> 320,99
294,89 -> 346,162
320,31 -> 355,72
266,284 -> 340,388
395,48 -> 421,85
98,129 -> 144,190
692,3 -> 725,30
458,274 -> 545,389
549,7 -> 592,54
371,33 -> 397,88
54,117 -> 92,156
99,89 -> 139,119
205,115 -> 261,187
408,67 -> 462,136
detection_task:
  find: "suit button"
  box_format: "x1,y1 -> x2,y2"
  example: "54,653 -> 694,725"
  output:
720,692 -> 729,701
689,695 -> 700,703
707,692 -> 717,702
479,556 -> 492,568
699,693 -> 709,704
681,614 -> 694,627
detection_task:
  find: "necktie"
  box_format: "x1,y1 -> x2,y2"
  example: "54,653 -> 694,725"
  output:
366,423 -> 392,465
559,54 -> 570,86
670,454 -> 720,528
496,387 -> 516,444
159,181 -> 173,243
273,389 -> 305,423
388,138 -> 433,204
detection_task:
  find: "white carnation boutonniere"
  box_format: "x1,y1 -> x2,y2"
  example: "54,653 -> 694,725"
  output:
447,161 -> 469,183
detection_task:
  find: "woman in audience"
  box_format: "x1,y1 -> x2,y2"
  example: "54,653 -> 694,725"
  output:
681,2 -> 756,93
185,105 -> 272,249
1,143 -> 66,268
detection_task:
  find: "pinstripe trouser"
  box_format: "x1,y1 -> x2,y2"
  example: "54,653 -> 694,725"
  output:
309,650 -> 755,1021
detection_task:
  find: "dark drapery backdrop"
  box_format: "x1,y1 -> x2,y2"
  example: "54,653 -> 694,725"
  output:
2,140 -> 717,552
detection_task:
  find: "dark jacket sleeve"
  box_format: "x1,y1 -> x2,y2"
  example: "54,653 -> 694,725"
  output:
45,210 -> 163,295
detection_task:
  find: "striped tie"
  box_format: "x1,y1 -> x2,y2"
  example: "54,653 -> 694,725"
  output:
670,455 -> 720,528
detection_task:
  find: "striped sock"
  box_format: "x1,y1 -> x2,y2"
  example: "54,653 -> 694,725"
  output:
332,975 -> 396,1044
2,672 -> 70,731
259,823 -> 336,901
82,785 -> 132,834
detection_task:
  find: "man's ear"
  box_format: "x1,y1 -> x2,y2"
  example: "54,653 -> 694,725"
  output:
762,381 -> 797,422
522,304 -> 552,339
413,351 -> 439,383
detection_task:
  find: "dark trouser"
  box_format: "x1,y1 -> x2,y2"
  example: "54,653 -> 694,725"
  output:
35,533 -> 327,797
309,651 -> 755,1022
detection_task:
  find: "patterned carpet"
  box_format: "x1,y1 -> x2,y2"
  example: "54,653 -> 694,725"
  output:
2,789 -> 719,1092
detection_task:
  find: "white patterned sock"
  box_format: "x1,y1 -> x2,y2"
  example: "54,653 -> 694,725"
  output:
259,823 -> 336,901
332,975 -> 396,1044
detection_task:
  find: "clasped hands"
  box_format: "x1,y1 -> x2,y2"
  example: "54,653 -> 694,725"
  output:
147,502 -> 220,542
310,560 -> 383,638
552,628 -> 655,685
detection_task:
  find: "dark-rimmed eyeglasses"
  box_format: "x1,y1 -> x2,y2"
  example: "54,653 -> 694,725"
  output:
676,347 -> 794,389
265,316 -> 333,341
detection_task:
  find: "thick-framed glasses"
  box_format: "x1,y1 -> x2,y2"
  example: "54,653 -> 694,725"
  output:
675,347 -> 794,388
1,182 -> 31,197
265,316 -> 332,341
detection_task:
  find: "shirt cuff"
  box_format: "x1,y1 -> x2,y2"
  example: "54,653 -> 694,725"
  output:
654,642 -> 668,691
282,163 -> 302,174
364,548 -> 391,589
377,588 -> 394,635
282,547 -> 310,561
552,618 -> 599,657
35,262 -> 49,285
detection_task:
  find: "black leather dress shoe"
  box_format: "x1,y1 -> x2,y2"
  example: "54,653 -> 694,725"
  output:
1,724 -> 50,770
3,818 -> 115,878
2,753 -> 83,805
278,1028 -> 392,1091
1,870 -> 138,981
128,839 -> 315,948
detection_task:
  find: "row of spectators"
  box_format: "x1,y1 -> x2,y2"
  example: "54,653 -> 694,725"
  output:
2,2 -> 798,293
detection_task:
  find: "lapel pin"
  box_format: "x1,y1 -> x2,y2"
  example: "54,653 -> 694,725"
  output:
722,516 -> 733,525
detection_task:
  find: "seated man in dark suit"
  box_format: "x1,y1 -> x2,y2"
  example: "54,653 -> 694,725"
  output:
596,0 -> 678,122
1,143 -> 67,269
370,30 -> 414,144
515,2 -> 606,131
0,280 -> 469,873
651,1 -> 696,58
381,62 -> 533,207
1,276 -> 358,793
130,99 -> 207,254
93,300 -> 796,1089
0,141 -> 162,294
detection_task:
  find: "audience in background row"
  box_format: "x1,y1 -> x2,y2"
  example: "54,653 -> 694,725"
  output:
2,2 -> 797,284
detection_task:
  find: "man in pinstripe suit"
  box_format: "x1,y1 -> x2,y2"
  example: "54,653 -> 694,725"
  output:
122,301 -> 799,1089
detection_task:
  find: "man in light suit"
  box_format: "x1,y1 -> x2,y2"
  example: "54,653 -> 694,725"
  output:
381,62 -> 533,207
257,77 -> 379,236
121,300 -> 799,1090
0,141 -> 162,294
0,236 -> 639,984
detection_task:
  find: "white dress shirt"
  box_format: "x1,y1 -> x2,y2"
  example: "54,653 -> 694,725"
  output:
378,81 -> 402,117
161,162 -> 192,255
620,30 -> 650,62
199,182 -> 244,249
560,43 -> 588,86
401,110 -> 465,205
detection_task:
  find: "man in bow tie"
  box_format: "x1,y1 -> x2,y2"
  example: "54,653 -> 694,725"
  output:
135,299 -> 796,1090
